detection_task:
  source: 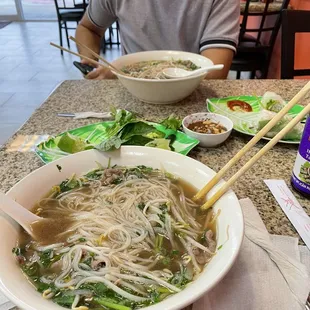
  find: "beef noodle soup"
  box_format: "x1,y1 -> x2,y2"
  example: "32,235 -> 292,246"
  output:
121,60 -> 200,80
13,165 -> 217,310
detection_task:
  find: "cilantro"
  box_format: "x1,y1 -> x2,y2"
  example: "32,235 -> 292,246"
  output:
112,177 -> 123,185
160,115 -> 182,131
12,247 -> 23,256
59,175 -> 79,193
39,250 -> 61,268
137,203 -> 145,210
53,292 -> 75,307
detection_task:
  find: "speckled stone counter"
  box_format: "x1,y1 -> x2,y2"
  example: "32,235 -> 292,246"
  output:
1,79 -> 309,241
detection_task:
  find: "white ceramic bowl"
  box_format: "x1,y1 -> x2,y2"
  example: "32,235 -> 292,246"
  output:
0,147 -> 243,310
183,113 -> 234,147
111,50 -> 215,104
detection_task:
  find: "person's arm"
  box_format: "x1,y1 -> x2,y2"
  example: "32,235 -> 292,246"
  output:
75,1 -> 117,79
201,48 -> 234,79
76,14 -> 104,59
199,0 -> 240,79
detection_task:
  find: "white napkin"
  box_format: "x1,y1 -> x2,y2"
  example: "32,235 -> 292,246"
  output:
193,198 -> 310,310
73,112 -> 112,119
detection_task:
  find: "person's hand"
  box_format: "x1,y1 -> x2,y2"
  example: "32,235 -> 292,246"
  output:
81,59 -> 117,80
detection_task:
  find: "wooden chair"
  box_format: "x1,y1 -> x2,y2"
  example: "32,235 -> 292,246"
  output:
281,9 -> 310,79
54,0 -> 87,55
231,0 -> 290,79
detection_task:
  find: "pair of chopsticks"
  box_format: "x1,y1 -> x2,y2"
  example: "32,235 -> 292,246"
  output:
50,36 -> 124,75
194,81 -> 310,211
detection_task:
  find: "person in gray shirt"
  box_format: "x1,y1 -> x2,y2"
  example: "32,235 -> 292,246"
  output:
76,0 -> 240,79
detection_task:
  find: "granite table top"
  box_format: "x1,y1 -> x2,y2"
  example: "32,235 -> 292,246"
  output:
1,79 -> 309,310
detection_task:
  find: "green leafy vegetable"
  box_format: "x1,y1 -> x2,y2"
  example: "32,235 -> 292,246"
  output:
120,122 -> 163,141
160,115 -> 182,131
53,292 -> 75,307
39,250 -> 61,268
94,297 -> 132,310
12,247 -> 23,256
22,262 -> 40,277
59,175 -> 80,193
97,135 -> 123,152
169,268 -> 191,287
137,203 -> 145,210
122,135 -> 153,146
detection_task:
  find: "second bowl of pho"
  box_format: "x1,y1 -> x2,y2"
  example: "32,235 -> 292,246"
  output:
0,147 -> 243,310
112,50 -> 216,104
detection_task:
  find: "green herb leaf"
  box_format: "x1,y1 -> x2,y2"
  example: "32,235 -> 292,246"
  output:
39,250 -> 61,268
59,175 -> 80,193
122,135 -> 153,146
53,292 -> 75,307
94,297 -> 132,310
120,122 -> 164,142
137,203 -> 145,210
160,115 -> 182,131
12,247 -> 23,256
96,135 -> 123,152
22,262 -> 40,277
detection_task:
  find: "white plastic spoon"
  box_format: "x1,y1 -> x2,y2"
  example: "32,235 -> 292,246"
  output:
163,64 -> 224,79
0,192 -> 42,237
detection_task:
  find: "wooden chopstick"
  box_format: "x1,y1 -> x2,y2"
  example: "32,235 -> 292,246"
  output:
50,42 -> 107,69
69,36 -> 123,75
194,81 -> 310,202
201,83 -> 310,210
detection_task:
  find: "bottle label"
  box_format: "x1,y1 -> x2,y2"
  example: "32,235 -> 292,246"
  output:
292,153 -> 310,194
291,116 -> 310,195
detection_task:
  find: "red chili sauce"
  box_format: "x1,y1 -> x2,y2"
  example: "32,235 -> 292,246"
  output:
227,100 -> 253,112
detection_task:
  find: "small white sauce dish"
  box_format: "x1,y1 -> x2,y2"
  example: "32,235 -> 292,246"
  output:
182,112 -> 233,147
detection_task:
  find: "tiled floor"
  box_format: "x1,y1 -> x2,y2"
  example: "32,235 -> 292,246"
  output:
0,21 -> 122,147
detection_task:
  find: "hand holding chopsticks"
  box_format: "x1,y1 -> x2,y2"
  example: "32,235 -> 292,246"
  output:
50,38 -> 124,76
196,81 -> 310,210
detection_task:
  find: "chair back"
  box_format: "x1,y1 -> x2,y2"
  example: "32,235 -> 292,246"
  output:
239,0 -> 290,54
54,0 -> 87,12
281,9 -> 310,79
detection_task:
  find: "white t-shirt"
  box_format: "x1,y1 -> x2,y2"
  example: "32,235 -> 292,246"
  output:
87,0 -> 240,55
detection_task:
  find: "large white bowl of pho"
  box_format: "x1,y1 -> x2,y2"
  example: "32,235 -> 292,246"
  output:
0,147 -> 244,310
111,50 -> 214,104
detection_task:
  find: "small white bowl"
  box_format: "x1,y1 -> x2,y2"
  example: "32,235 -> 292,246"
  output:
111,50 -> 215,104
182,113 -> 233,147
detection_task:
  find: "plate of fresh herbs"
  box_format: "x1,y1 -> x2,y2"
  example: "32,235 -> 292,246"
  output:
35,109 -> 199,164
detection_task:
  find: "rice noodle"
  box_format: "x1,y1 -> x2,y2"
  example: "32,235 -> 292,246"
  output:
16,165 -> 217,309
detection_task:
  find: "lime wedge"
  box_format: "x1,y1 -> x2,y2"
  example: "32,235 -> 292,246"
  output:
57,133 -> 88,153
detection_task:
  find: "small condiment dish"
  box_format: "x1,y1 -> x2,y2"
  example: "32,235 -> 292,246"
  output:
182,112 -> 233,147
